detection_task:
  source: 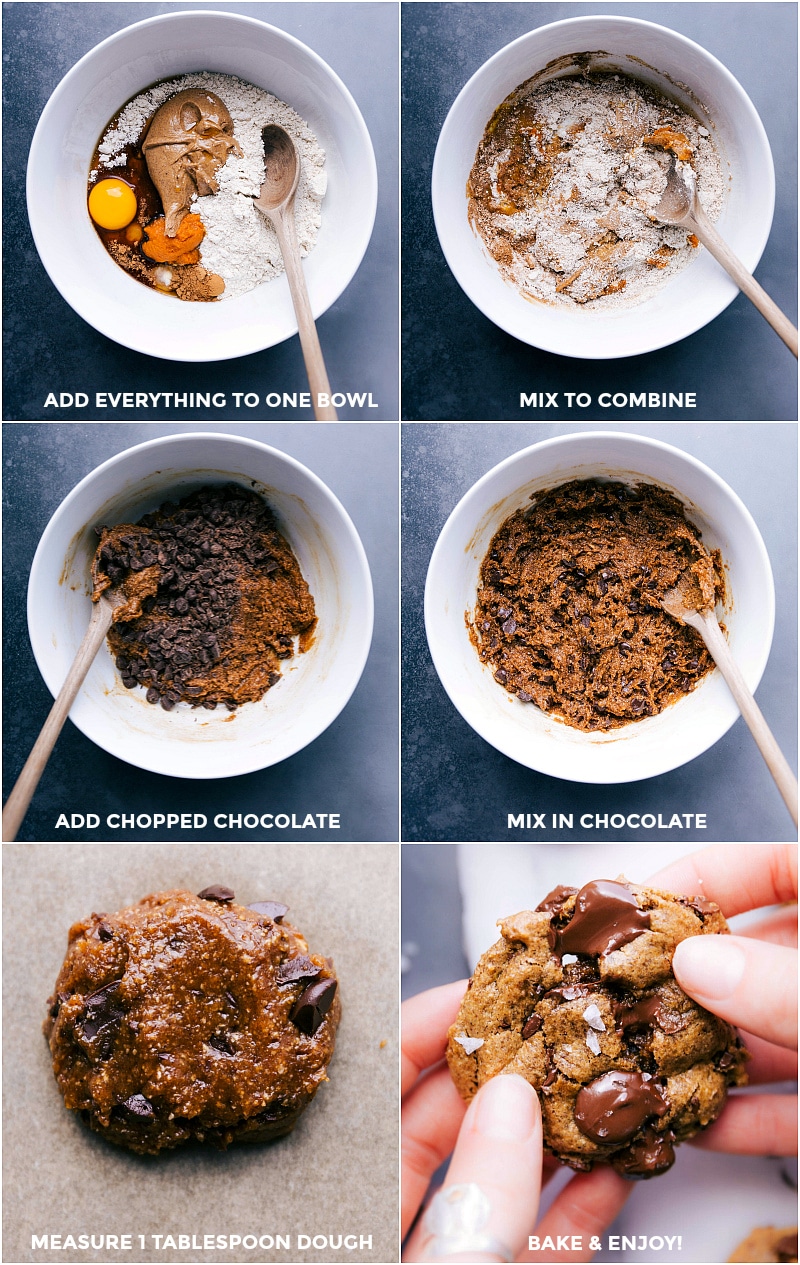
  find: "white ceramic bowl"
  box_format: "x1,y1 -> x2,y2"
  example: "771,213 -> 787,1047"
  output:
425,431 -> 774,783
28,433 -> 373,779
27,10 -> 377,361
432,15 -> 775,359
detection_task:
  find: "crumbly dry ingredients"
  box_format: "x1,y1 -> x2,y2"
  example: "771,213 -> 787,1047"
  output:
447,879 -> 749,1178
468,72 -> 724,308
45,887 -> 340,1154
471,479 -> 723,731
90,72 -> 326,300
92,484 -> 316,711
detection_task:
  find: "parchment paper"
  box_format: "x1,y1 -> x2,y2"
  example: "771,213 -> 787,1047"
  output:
3,844 -> 399,1264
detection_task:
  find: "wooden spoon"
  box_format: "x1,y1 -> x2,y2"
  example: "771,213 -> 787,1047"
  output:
253,124 -> 338,420
661,574 -> 798,825
2,588 -> 122,841
652,160 -> 797,357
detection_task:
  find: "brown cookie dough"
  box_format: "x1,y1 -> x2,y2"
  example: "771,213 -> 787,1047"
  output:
447,878 -> 748,1178
470,479 -> 723,730
45,888 -> 340,1154
729,1228 -> 798,1263
91,483 -> 316,711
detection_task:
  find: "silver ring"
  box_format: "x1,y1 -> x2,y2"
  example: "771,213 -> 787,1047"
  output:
420,1183 -> 513,1262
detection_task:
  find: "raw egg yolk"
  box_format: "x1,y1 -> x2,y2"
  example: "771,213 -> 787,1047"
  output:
88,178 -> 138,230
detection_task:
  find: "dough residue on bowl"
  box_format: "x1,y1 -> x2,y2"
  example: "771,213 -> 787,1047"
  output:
469,479 -> 724,730
468,71 -> 725,309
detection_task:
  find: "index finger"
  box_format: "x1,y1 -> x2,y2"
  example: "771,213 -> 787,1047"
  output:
649,844 -> 797,917
402,979 -> 467,1096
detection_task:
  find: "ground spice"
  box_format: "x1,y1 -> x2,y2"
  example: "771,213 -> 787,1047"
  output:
470,479 -> 723,731
92,484 -> 316,711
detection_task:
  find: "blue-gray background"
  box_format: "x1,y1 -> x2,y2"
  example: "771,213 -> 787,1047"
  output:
2,2 -> 398,420
401,422 -> 798,841
401,2 -> 798,420
3,422 -> 399,841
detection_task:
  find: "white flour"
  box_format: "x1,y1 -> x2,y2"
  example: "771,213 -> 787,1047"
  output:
98,72 -> 326,299
469,74 -> 726,310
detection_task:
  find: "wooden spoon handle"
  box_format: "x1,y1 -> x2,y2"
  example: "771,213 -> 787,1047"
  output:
696,608 -> 798,825
272,208 -> 338,421
2,599 -> 114,841
692,204 -> 798,357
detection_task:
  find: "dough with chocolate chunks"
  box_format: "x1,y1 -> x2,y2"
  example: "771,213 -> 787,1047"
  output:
447,879 -> 748,1178
470,479 -> 724,730
45,888 -> 339,1154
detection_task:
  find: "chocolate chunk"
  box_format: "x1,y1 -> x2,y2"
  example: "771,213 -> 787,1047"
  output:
574,1070 -> 667,1144
614,994 -> 688,1036
247,900 -> 288,922
290,978 -> 338,1036
121,1093 -> 156,1122
536,884 -> 578,914
549,880 -> 650,957
612,1127 -> 675,1179
276,955 -> 322,986
78,981 -> 125,1058
522,1014 -> 542,1039
685,896 -> 720,917
777,1232 -> 798,1262
197,885 -> 235,903
208,1032 -> 235,1056
97,921 -> 114,942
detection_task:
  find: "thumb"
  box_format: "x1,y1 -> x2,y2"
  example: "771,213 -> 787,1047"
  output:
673,934 -> 798,1050
406,1074 -> 542,1262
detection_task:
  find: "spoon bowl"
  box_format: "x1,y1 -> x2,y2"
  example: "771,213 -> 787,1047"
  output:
254,124 -> 300,216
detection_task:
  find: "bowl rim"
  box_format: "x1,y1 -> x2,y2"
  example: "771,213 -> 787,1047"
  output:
431,13 -> 776,360
424,429 -> 776,783
26,8 -> 378,362
27,430 -> 375,779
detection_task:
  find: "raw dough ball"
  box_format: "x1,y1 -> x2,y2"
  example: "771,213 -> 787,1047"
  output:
447,878 -> 748,1178
45,888 -> 339,1154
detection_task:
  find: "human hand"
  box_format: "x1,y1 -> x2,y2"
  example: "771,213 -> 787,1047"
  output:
650,843 -> 798,1157
402,981 -> 631,1262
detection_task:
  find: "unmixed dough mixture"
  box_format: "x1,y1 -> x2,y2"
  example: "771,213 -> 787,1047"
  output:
89,72 -> 326,301
468,71 -> 724,308
92,484 -> 316,711
45,887 -> 340,1154
448,878 -> 749,1177
471,479 -> 722,731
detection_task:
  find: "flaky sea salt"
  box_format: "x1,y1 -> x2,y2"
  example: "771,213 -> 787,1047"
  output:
455,1035 -> 484,1055
586,1029 -> 602,1055
582,1003 -> 606,1032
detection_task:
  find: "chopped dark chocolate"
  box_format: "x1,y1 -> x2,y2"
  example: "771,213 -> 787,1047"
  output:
290,978 -> 338,1036
197,885 -> 235,903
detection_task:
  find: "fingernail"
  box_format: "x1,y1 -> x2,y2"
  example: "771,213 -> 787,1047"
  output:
470,1074 -> 538,1143
673,935 -> 746,1000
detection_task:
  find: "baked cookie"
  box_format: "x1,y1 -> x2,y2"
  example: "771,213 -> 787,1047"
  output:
447,878 -> 748,1177
729,1227 -> 798,1263
45,887 -> 339,1154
